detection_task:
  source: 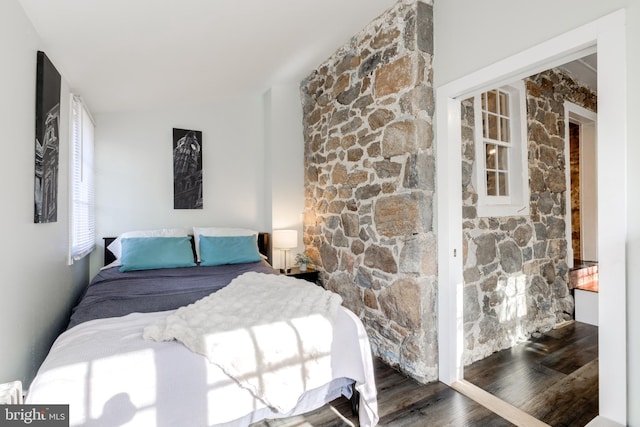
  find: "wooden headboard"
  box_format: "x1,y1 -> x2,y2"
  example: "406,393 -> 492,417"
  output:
103,232 -> 271,267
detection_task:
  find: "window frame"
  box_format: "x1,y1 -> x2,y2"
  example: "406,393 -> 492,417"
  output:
473,81 -> 529,217
68,95 -> 96,264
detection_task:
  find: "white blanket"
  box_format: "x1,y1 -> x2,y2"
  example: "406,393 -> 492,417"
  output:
143,272 -> 343,413
27,308 -> 379,427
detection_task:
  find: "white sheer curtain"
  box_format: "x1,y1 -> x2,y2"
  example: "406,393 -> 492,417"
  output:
69,95 -> 95,263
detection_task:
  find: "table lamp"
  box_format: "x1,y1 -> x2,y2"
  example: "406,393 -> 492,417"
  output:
272,229 -> 298,273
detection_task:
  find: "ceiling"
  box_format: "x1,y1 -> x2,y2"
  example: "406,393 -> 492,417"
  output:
17,1 -> 597,115
559,53 -> 597,92
18,0 -> 397,114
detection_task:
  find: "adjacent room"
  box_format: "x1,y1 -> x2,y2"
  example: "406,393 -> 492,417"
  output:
459,55 -> 599,426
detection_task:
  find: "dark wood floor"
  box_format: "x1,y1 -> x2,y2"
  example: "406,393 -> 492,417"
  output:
254,321 -> 598,427
465,321 -> 598,427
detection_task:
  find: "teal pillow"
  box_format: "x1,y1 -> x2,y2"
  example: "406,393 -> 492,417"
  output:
119,237 -> 196,272
199,235 -> 261,266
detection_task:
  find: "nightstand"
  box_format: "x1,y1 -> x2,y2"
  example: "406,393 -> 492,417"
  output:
285,267 -> 320,286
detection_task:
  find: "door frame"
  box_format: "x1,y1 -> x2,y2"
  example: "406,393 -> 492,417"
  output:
436,9 -> 627,424
564,101 -> 598,267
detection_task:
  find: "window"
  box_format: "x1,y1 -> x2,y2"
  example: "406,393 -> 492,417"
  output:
473,82 -> 529,217
69,95 -> 95,263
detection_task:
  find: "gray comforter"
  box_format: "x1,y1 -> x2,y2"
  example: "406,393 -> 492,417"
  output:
67,260 -> 277,329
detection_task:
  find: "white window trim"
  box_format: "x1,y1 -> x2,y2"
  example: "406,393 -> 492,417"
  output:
473,81 -> 530,217
68,95 -> 96,264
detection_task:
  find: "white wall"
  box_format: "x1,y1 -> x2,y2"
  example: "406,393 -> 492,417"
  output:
90,96 -> 269,276
0,0 -> 89,387
434,1 -> 639,424
580,120 -> 598,262
264,85 -> 305,269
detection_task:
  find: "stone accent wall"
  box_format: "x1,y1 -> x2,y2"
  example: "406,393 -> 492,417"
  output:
461,68 -> 597,365
300,0 -> 437,381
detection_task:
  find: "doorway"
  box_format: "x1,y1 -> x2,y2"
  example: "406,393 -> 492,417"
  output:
436,10 -> 626,425
566,102 -> 598,268
566,103 -> 599,327
457,63 -> 599,424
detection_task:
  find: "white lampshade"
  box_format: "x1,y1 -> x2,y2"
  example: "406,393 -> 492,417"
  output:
272,229 -> 298,249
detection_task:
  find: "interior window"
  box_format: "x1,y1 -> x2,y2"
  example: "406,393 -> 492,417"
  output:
474,82 -> 529,217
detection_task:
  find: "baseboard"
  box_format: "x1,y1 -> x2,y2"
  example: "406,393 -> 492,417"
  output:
585,416 -> 625,427
554,319 -> 576,329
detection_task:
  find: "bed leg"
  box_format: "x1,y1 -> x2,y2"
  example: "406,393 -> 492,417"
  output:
350,388 -> 360,417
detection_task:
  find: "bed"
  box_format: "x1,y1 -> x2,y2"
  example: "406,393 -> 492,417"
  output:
26,228 -> 378,427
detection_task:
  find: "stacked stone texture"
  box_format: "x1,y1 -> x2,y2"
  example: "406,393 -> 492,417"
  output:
300,0 -> 437,382
461,68 -> 597,365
